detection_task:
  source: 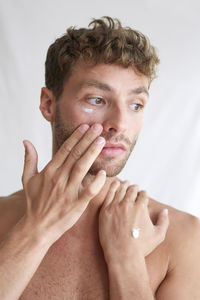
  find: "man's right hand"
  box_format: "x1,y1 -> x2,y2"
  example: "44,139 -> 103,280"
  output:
22,123 -> 106,245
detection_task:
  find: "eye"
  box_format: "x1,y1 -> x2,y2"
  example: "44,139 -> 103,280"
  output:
87,97 -> 104,105
130,103 -> 143,111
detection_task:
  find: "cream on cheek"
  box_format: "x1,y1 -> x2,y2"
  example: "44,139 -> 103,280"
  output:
76,105 -> 104,125
80,107 -> 94,114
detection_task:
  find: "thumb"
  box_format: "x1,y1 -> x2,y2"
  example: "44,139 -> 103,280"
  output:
155,208 -> 169,241
22,140 -> 38,187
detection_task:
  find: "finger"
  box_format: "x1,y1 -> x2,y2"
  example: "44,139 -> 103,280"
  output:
102,180 -> 120,208
122,184 -> 139,203
49,124 -> 89,169
79,170 -> 107,203
60,123 -> 103,177
22,140 -> 38,187
155,209 -> 169,241
135,190 -> 149,206
111,180 -> 130,204
66,135 -> 105,186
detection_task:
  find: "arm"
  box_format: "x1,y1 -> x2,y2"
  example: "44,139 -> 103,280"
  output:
0,217 -> 50,300
156,214 -> 200,299
0,123 -> 106,300
107,252 -> 154,300
99,181 -> 169,300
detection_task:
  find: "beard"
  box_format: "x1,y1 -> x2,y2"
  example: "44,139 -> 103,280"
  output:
54,108 -> 138,177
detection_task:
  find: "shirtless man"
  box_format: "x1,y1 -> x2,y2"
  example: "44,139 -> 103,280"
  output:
0,16 -> 200,300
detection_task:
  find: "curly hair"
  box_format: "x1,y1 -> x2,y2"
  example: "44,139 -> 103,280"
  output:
45,16 -> 160,99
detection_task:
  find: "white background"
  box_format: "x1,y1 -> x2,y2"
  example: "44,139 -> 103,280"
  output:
0,0 -> 200,217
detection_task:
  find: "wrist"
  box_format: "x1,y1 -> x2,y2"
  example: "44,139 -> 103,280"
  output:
18,215 -> 54,250
107,254 -> 145,275
105,246 -> 144,267
107,251 -> 153,300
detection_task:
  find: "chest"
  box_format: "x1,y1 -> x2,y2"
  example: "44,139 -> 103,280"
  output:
20,242 -> 168,300
20,241 -> 109,300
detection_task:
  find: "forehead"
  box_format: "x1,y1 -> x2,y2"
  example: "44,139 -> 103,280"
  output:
64,62 -> 149,96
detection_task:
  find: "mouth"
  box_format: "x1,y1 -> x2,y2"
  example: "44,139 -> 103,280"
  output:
100,142 -> 126,157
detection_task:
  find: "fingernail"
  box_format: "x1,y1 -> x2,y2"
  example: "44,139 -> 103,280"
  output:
23,140 -> 27,151
92,124 -> 102,132
114,180 -> 120,188
99,170 -> 106,176
163,209 -> 168,216
95,137 -> 105,144
79,124 -> 89,133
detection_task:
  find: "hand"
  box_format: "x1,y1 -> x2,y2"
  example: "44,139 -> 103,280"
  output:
99,181 -> 169,263
22,124 -> 106,244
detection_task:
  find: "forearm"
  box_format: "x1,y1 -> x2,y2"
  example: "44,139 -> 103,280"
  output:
107,253 -> 154,300
0,216 -> 51,300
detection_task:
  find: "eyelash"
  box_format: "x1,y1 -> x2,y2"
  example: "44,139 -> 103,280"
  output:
87,97 -> 104,105
86,97 -> 143,112
130,103 -> 143,112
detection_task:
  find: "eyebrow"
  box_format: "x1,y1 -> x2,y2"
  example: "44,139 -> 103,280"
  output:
79,79 -> 149,97
79,80 -> 112,92
129,87 -> 149,97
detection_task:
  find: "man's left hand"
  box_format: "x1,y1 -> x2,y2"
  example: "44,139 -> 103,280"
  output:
98,181 -> 169,264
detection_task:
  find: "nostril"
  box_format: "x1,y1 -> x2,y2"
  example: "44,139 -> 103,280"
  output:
108,127 -> 116,132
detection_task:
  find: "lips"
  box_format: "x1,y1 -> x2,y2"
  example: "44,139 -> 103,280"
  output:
104,142 -> 126,150
100,142 -> 126,157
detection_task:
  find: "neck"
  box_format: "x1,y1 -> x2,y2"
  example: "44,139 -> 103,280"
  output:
75,174 -> 117,226
59,175 -> 118,246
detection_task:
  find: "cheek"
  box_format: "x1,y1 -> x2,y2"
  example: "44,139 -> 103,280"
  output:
80,107 -> 94,114
69,104 -> 104,125
134,113 -> 144,128
128,115 -> 144,137
138,116 -> 144,129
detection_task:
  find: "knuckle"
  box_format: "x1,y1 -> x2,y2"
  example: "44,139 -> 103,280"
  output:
25,157 -> 32,164
84,134 -> 94,144
51,172 -> 66,190
103,206 -> 112,215
124,180 -> 129,184
74,161 -> 84,173
121,180 -> 129,188
157,227 -> 167,242
126,185 -> 136,197
85,186 -> 96,198
51,174 -> 59,186
60,142 -> 72,155
71,147 -> 82,160
88,144 -> 98,155
158,231 -> 166,243
123,197 -> 131,204
128,185 -> 136,192
139,190 -> 147,198
52,181 -> 64,197
43,165 -> 54,179
132,184 -> 139,190
137,197 -> 148,209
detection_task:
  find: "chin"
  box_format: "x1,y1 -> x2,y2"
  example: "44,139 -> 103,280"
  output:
88,157 -> 128,177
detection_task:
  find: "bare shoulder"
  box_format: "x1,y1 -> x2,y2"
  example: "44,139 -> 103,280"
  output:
149,197 -> 200,270
0,190 -> 26,240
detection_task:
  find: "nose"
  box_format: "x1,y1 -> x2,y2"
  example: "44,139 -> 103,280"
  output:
102,105 -> 127,134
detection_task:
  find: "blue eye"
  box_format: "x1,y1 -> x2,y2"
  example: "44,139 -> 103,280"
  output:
130,103 -> 143,111
88,97 -> 103,105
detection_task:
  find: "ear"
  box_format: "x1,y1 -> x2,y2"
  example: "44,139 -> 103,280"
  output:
40,87 -> 56,122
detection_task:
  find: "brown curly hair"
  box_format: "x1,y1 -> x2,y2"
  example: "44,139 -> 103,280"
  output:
45,16 -> 160,100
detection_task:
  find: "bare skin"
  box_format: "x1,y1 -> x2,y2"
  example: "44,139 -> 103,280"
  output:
1,187 -> 200,299
1,63 -> 200,299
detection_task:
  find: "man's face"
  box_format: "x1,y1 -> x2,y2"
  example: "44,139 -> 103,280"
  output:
53,62 -> 149,177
